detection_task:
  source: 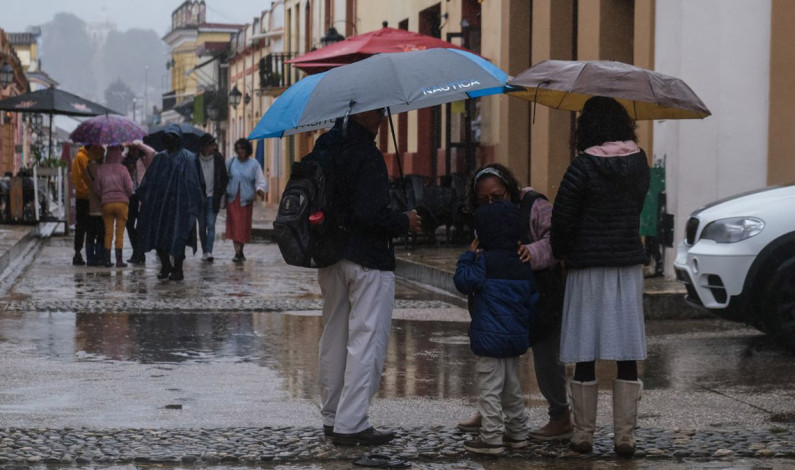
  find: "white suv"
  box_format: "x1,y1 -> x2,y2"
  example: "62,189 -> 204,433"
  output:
674,184 -> 795,350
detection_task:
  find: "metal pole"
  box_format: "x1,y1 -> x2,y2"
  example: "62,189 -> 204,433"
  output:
48,113 -> 53,161
144,65 -> 149,125
32,164 -> 39,222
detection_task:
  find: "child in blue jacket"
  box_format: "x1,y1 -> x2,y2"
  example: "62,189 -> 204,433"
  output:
454,199 -> 539,454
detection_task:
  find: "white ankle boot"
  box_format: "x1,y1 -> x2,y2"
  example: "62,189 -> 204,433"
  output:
613,379 -> 643,456
568,379 -> 598,453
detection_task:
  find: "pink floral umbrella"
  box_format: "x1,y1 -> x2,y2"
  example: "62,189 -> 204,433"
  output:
69,114 -> 148,146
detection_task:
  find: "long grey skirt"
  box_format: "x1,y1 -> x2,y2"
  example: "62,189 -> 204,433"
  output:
559,265 -> 647,363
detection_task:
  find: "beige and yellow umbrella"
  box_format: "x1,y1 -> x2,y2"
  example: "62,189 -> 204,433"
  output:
506,59 -> 711,120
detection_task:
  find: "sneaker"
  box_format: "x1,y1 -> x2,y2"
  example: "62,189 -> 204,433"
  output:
72,253 -> 85,266
332,427 -> 395,446
202,253 -> 210,261
463,438 -> 504,455
528,412 -> 573,441
503,435 -> 529,449
457,412 -> 482,433
206,253 -> 214,263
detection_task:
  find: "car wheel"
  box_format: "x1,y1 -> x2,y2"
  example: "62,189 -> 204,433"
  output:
762,256 -> 795,351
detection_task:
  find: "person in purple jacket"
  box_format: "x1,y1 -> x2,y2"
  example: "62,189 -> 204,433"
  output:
92,145 -> 134,268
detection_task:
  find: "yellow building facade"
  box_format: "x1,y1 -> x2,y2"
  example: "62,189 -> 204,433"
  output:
162,1 -> 242,123
355,0 -> 655,200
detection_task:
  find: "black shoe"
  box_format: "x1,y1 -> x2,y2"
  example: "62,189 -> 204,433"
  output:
168,270 -> 184,281
332,427 -> 395,446
323,425 -> 333,437
232,254 -> 243,263
72,253 -> 85,266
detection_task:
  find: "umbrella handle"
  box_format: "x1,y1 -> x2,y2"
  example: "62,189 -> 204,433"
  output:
532,80 -> 551,124
386,107 -> 409,212
342,100 -> 355,138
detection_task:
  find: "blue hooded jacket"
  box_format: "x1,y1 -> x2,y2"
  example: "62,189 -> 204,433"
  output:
454,200 -> 539,358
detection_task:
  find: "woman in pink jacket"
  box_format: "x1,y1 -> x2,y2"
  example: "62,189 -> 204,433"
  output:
92,145 -> 134,267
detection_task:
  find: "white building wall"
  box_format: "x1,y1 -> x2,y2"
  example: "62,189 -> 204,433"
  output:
654,0 -> 771,276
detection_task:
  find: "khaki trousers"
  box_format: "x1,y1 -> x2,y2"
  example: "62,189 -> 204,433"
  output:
102,202 -> 128,250
476,355 -> 530,444
317,259 -> 395,434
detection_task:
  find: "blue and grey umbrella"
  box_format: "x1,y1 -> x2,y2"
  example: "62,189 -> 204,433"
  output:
248,48 -> 508,139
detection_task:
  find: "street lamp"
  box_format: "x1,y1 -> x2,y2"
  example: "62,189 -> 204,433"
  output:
206,101 -> 218,121
31,113 -> 43,129
228,84 -> 251,109
0,61 -> 14,88
320,27 -> 345,47
228,84 -> 242,109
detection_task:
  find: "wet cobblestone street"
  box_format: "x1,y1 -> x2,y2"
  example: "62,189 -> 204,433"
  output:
0,236 -> 792,469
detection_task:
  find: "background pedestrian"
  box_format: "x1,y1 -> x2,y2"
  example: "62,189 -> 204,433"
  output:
224,138 -> 265,263
84,154 -> 107,267
92,145 -> 133,268
197,134 -> 228,262
70,144 -> 104,265
136,125 -> 204,281
123,140 -> 156,265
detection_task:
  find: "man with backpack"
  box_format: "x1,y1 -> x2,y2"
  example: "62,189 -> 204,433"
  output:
313,109 -> 422,446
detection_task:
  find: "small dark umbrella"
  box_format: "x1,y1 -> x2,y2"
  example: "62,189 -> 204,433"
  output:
145,123 -> 209,153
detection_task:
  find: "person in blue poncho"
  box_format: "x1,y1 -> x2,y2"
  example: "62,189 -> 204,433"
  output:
136,124 -> 205,281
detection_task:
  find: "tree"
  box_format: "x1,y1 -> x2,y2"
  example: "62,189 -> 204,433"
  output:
40,13 -> 97,100
104,79 -> 135,116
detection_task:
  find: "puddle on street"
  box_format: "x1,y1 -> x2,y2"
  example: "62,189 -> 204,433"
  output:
0,312 -> 791,402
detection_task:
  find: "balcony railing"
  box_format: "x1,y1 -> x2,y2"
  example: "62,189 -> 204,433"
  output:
162,91 -> 176,111
259,53 -> 298,92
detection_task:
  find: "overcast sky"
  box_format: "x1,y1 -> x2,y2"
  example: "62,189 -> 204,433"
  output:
1,0 -> 273,36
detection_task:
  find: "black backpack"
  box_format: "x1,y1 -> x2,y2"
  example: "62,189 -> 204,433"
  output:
272,146 -> 346,268
519,190 -> 566,346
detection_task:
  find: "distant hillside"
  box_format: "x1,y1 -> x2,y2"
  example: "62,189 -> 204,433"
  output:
39,12 -> 166,118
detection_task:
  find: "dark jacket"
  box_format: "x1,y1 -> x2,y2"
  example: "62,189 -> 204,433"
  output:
207,151 -> 229,213
316,118 -> 409,271
551,150 -> 650,268
454,200 -> 539,358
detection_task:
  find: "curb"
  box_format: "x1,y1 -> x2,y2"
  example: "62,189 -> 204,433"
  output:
252,227 -> 705,321
394,256 -> 708,321
0,225 -> 38,275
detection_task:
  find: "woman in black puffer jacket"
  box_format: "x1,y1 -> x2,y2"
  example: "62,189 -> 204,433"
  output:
551,96 -> 650,457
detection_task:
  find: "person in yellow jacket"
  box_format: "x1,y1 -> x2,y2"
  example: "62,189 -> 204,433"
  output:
71,144 -> 104,265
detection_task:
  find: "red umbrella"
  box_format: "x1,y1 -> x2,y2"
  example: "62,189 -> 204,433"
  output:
287,26 -> 474,74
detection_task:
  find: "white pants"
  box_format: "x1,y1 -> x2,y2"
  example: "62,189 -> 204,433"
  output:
317,259 -> 395,434
476,355 -> 530,444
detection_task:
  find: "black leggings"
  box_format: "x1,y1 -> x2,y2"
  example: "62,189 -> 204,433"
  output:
573,360 -> 638,382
